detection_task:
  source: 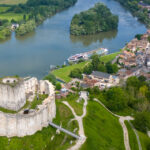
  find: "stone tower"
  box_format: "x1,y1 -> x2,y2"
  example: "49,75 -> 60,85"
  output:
0,77 -> 26,111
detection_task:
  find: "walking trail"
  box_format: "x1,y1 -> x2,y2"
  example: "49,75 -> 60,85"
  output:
62,93 -> 140,150
63,91 -> 88,150
94,98 -> 134,150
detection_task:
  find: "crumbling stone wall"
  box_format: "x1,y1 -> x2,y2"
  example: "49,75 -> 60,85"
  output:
0,82 -> 26,111
0,79 -> 56,137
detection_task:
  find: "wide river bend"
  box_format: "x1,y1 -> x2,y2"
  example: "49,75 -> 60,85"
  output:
0,0 -> 147,78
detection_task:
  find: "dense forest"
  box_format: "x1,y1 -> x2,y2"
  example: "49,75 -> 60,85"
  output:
0,0 -> 77,39
70,3 -> 118,36
115,0 -> 150,27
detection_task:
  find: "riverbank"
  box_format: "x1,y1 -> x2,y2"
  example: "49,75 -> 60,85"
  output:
0,0 -> 78,39
0,0 -> 146,78
114,0 -> 150,27
51,51 -> 120,83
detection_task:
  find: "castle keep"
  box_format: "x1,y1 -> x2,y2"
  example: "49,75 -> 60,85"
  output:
0,77 -> 56,137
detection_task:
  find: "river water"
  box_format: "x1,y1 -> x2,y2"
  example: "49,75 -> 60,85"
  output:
0,0 -> 147,78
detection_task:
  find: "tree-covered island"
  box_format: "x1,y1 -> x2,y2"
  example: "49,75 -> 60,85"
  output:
70,3 -> 119,36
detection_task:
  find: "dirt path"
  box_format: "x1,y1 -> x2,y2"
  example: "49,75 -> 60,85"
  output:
94,99 -> 133,150
63,91 -> 88,150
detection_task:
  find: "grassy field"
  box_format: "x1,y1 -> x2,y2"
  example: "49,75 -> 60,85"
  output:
80,100 -> 125,150
125,121 -> 139,150
52,61 -> 89,82
100,52 -> 120,63
0,0 -> 27,5
0,13 -> 24,22
61,93 -> 84,116
0,6 -> 10,13
138,131 -> 150,150
0,100 -> 79,150
52,52 -> 119,83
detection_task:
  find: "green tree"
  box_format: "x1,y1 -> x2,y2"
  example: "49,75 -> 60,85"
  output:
139,85 -> 148,97
55,82 -> 61,90
83,64 -> 93,74
138,75 -> 146,82
105,87 -> 127,111
91,54 -> 100,70
133,112 -> 150,133
106,62 -> 118,74
135,34 -> 143,40
43,73 -> 56,85
148,36 -> 150,43
97,63 -> 106,72
70,68 -> 83,79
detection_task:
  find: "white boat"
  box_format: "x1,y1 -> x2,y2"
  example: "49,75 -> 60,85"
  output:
68,48 -> 108,63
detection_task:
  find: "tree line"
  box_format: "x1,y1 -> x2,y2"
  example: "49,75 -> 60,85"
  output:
69,54 -> 118,79
115,0 -> 150,27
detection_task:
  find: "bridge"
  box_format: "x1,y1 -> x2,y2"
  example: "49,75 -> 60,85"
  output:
49,122 -> 81,139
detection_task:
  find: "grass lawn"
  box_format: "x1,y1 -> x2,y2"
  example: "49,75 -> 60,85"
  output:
125,121 -> 139,150
0,100 -> 79,150
61,93 -> 84,116
80,100 -> 125,150
0,6 -> 10,13
100,51 -> 120,63
138,131 -> 150,150
0,13 -> 24,22
52,51 -> 120,83
52,61 -> 89,82
0,0 -> 27,5
30,94 -> 48,109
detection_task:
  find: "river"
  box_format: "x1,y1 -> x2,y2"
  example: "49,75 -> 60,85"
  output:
0,0 -> 147,78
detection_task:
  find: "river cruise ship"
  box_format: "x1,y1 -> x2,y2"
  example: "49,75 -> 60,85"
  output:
68,48 -> 108,63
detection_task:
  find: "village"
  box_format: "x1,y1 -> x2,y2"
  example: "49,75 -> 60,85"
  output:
139,1 -> 150,18
56,29 -> 150,99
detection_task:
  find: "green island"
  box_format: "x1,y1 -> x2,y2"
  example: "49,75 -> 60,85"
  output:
115,0 -> 150,27
70,3 -> 118,36
0,0 -> 77,40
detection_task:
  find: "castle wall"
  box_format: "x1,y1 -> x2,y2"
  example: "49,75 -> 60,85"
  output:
0,82 -> 26,111
0,80 -> 56,137
0,93 -> 55,137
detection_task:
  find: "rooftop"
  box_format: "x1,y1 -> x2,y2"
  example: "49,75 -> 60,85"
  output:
91,71 -> 111,79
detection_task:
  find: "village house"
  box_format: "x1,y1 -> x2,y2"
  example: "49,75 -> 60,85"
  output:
117,67 -> 142,80
126,37 -> 149,52
139,1 -> 150,11
90,71 -> 120,84
146,54 -> 150,67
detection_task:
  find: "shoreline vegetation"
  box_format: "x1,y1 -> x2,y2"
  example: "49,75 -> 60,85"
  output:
51,51 -> 120,83
114,0 -> 150,27
0,0 -> 77,40
70,3 -> 118,36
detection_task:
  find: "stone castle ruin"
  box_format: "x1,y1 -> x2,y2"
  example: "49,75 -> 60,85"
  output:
0,77 -> 56,137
